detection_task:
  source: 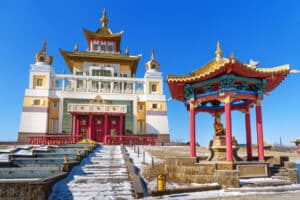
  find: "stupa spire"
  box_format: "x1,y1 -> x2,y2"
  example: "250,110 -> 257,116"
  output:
100,8 -> 109,27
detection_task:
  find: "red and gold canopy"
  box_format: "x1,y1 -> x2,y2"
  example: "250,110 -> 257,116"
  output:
168,43 -> 290,102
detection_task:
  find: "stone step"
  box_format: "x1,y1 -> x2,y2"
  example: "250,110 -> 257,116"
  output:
272,175 -> 291,181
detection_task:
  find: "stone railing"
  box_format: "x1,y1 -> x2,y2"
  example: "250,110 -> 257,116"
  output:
51,74 -> 145,95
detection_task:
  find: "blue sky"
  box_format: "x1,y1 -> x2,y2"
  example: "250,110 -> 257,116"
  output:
0,0 -> 299,145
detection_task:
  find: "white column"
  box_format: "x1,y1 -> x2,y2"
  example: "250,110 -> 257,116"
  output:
121,82 -> 124,93
133,98 -> 137,134
74,79 -> 77,92
133,82 -> 136,94
98,81 -> 101,93
87,79 -> 90,92
110,81 -> 114,93
58,98 -> 64,133
62,78 -> 65,91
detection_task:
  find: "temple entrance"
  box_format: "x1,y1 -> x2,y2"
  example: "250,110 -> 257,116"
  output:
68,101 -> 127,143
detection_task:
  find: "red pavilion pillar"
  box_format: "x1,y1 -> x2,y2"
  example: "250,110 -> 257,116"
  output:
119,114 -> 123,136
189,103 -> 196,157
245,109 -> 253,160
104,113 -> 108,143
256,101 -> 265,161
225,97 -> 233,161
72,113 -> 77,143
88,114 -> 93,140
76,116 -> 80,141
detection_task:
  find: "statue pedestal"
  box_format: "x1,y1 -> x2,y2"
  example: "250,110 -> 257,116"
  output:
208,135 -> 241,161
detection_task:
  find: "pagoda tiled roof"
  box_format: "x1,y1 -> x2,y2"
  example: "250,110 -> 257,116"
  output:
59,49 -> 141,74
167,56 -> 290,102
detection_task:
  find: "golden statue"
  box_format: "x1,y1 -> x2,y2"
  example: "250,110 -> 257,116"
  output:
214,114 -> 225,136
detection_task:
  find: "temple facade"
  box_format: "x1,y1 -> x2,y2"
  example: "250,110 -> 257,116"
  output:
18,9 -> 170,143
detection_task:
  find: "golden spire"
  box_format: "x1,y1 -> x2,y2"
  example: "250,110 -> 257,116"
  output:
125,47 -> 129,55
215,41 -> 222,58
74,43 -> 78,52
151,48 -> 155,60
100,8 -> 109,27
229,52 -> 235,60
42,40 -> 46,52
34,40 -> 53,64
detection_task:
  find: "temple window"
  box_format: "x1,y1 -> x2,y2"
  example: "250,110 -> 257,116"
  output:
77,80 -> 84,88
139,104 -> 144,112
51,119 -> 58,133
138,121 -> 144,134
92,69 -> 111,77
76,71 -> 83,75
101,44 -> 106,51
92,81 -> 99,89
151,84 -> 157,92
152,103 -> 158,109
108,44 -> 113,52
93,43 -> 99,51
37,79 -> 43,86
33,99 -> 40,105
52,101 -> 58,109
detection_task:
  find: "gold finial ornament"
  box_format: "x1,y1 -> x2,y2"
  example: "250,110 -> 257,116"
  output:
145,48 -> 160,71
215,41 -> 222,58
100,8 -> 109,27
74,43 -> 78,52
151,49 -> 155,60
42,40 -> 46,52
34,40 -> 54,64
229,52 -> 235,60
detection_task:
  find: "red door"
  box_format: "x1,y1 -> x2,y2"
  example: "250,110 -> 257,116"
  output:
93,115 -> 105,142
78,115 -> 89,140
108,116 -> 120,136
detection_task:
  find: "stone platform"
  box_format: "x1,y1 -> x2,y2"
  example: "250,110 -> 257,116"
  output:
164,156 -> 299,188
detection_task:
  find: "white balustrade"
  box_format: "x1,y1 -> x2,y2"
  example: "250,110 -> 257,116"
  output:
51,74 -> 145,95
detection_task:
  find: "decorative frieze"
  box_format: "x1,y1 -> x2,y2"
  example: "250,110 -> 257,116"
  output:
67,103 -> 127,113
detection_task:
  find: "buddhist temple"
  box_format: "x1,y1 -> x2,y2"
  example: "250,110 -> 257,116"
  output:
167,41 -> 295,161
18,9 -> 170,144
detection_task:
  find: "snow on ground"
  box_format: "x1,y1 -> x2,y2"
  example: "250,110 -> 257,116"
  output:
289,157 -> 300,164
126,146 -> 216,191
49,145 -> 134,200
14,148 -> 33,156
240,177 -> 291,185
0,153 -> 9,162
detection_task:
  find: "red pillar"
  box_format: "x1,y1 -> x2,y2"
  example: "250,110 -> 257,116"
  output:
104,113 -> 108,143
256,101 -> 265,161
245,109 -> 252,160
189,103 -> 196,157
225,97 -> 233,161
119,114 -> 123,136
76,117 -> 80,140
72,113 -> 76,143
88,114 -> 92,140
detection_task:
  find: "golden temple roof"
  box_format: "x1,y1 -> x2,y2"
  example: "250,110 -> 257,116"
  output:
59,49 -> 141,74
168,59 -> 290,83
167,42 -> 292,102
168,41 -> 290,83
83,8 -> 123,40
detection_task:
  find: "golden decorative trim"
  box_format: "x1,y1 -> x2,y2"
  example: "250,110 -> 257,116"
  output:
215,41 -> 222,58
256,101 -> 261,106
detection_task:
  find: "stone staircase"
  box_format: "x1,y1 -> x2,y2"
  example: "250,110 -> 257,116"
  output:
49,145 -> 134,200
270,165 -> 291,181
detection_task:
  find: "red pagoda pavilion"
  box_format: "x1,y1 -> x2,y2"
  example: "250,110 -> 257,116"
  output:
167,42 -> 295,161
